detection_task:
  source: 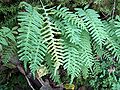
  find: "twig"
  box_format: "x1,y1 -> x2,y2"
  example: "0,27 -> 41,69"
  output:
112,0 -> 116,19
17,65 -> 35,90
37,77 -> 45,86
101,12 -> 110,19
39,0 -> 44,8
25,75 -> 35,90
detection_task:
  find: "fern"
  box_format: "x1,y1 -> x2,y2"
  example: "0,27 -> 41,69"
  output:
0,27 -> 15,46
1,1 -> 120,89
104,38 -> 120,61
63,31 -> 93,83
103,20 -> 120,61
45,53 -> 61,83
63,41 -> 81,84
2,43 -> 17,64
53,6 -> 80,26
75,8 -> 107,48
52,6 -> 87,45
38,1 -> 64,75
15,1 -> 120,85
79,31 -> 94,79
0,27 -> 17,65
17,2 -> 47,76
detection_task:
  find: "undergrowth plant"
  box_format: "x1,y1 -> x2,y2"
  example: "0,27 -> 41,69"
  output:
1,1 -> 120,89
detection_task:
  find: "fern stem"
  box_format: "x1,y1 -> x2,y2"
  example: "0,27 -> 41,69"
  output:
25,75 -> 35,90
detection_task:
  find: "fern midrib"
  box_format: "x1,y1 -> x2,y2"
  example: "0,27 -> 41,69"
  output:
33,40 -> 41,63
41,5 -> 63,75
24,15 -> 32,56
43,7 -> 62,61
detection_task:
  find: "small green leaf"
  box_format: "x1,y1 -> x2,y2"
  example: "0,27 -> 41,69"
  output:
0,37 -> 8,46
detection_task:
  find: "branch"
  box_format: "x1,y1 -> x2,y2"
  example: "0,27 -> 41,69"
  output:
17,65 -> 35,90
112,0 -> 116,19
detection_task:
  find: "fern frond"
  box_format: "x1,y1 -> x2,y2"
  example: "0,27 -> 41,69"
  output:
103,20 -> 120,61
75,8 -> 107,48
63,41 -> 82,84
45,53 -> 61,83
29,38 -> 47,76
51,15 -> 82,45
53,5 -> 88,30
0,27 -> 15,46
103,20 -> 116,38
79,31 -> 94,79
53,5 -> 94,38
62,20 -> 82,45
80,31 -> 93,67
39,4 -> 64,75
2,43 -> 17,64
53,6 -> 78,25
17,2 -> 47,76
52,6 -> 101,46
104,38 -> 120,61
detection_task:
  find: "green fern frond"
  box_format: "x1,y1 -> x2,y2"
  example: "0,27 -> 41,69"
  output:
39,4 -> 64,75
80,31 -> 94,67
93,21 -> 113,57
104,38 -> 120,61
103,20 -> 116,38
17,2 -> 47,75
50,17 -> 64,32
29,38 -> 47,76
2,43 -> 17,64
45,53 -> 61,83
75,8 -> 107,48
62,21 -> 81,45
52,6 -> 98,46
0,27 -> 16,64
103,20 -> 120,61
52,7 -> 82,45
93,43 -> 104,57
53,6 -> 85,31
0,27 -> 15,46
53,6 -> 77,24
79,31 -> 94,79
63,41 -> 82,84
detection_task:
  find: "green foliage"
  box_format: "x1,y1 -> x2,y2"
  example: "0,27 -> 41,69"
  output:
39,2 -> 64,75
0,27 -> 16,64
0,2 -> 18,28
63,41 -> 81,84
0,27 -> 15,46
75,8 -> 107,48
112,78 -> 120,90
45,54 -> 61,83
103,20 -> 120,61
0,69 -> 29,90
1,1 -> 120,89
17,2 -> 47,76
89,57 -> 120,90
